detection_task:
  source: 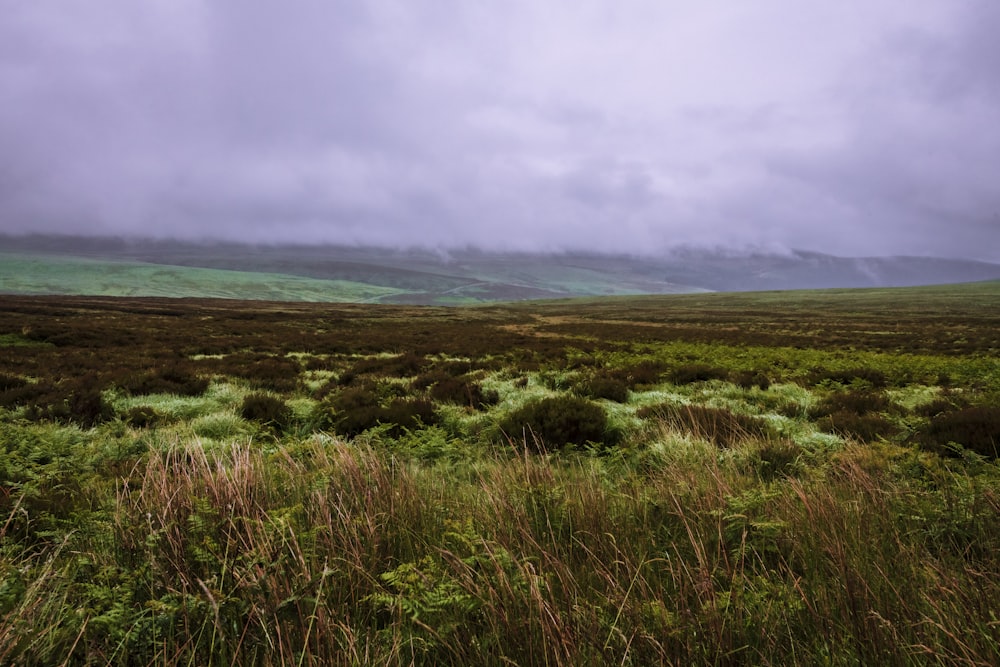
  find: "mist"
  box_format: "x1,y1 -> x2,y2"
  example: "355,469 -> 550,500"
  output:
2,1 -> 999,261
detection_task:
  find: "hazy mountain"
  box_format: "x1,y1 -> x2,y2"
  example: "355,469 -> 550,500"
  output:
3,235 -> 999,303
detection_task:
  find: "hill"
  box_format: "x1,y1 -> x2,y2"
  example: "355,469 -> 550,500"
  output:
2,234 -> 999,302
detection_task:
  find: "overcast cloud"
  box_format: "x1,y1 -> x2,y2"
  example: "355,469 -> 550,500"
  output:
2,1 -> 998,260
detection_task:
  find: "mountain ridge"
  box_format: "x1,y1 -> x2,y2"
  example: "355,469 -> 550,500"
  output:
2,234 -> 999,303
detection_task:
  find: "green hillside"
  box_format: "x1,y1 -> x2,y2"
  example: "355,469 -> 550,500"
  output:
0,253 -> 406,302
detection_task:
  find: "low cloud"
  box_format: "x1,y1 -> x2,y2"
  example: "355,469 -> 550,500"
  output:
1,1 -> 998,261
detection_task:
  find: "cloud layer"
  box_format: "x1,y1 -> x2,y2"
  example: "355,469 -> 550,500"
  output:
2,1 -> 998,260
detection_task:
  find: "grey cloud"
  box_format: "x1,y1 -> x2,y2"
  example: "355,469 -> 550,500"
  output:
1,1 -> 998,261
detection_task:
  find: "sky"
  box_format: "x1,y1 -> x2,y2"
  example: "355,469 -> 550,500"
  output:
2,1 -> 999,261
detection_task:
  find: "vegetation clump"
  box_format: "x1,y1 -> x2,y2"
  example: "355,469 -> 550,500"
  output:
808,389 -> 901,442
809,367 -> 888,388
499,395 -> 614,452
349,352 -> 428,378
614,360 -> 666,388
808,389 -> 898,418
575,375 -> 630,403
914,393 -> 968,418
240,393 -> 293,433
317,385 -> 438,437
669,363 -> 729,385
0,373 -> 27,392
428,375 -> 498,409
814,412 -> 899,443
229,355 -> 302,392
17,378 -> 114,428
916,406 -> 1000,459
732,370 -> 771,390
124,405 -> 165,428
120,364 -> 209,397
639,403 -> 770,448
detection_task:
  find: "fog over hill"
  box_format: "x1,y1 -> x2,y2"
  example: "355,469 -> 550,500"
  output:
2,235 -> 999,303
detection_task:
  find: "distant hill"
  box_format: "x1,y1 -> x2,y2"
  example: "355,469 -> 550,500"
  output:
2,234 -> 999,303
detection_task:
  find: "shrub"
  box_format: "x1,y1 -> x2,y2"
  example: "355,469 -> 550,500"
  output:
669,364 -> 729,385
914,395 -> 968,418
916,407 -> 1000,459
499,395 -> 614,452
815,412 -> 899,443
732,370 -> 771,391
809,367 -> 888,388
121,365 -> 209,397
241,357 -> 301,392
316,387 -> 438,437
616,360 -> 666,388
429,376 -> 498,410
638,404 -> 769,448
68,386 -> 115,428
125,405 -> 164,428
0,373 -> 26,393
575,376 -> 629,403
0,381 -> 49,409
350,353 -> 427,378
808,390 -> 897,418
240,393 -> 293,433
751,440 -> 801,480
21,379 -> 113,427
381,399 -> 439,435
411,369 -> 451,390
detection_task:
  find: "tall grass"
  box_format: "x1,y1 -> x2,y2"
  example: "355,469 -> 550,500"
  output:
3,429 -> 999,665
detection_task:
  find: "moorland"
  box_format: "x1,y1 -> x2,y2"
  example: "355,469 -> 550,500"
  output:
4,234 -> 1000,303
1,282 -> 1000,665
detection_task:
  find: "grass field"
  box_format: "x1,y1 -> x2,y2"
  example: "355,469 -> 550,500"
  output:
0,253 -> 407,303
1,283 -> 999,664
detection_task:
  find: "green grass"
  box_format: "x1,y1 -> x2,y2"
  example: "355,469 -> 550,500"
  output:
1,284 -> 999,664
0,253 -> 408,302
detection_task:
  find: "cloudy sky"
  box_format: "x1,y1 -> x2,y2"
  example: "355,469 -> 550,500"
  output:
2,1 -> 998,260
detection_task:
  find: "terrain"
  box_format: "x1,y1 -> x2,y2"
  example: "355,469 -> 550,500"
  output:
1,282 -> 999,664
4,234 -> 1000,303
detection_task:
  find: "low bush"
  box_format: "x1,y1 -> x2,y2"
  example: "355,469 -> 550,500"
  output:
499,395 -> 614,452
381,399 -> 439,435
429,376 -> 498,409
809,367 -> 888,388
240,393 -> 293,433
124,405 -> 164,428
914,394 -> 968,418
121,365 -> 209,397
0,373 -> 26,392
20,378 -> 113,428
240,357 -> 301,392
815,412 -> 899,443
732,370 -> 771,391
915,406 -> 1000,459
0,381 -> 50,409
808,390 -> 897,418
67,386 -> 115,428
350,352 -> 427,378
616,360 -> 666,388
669,364 -> 729,385
316,386 -> 438,437
639,403 -> 770,448
751,440 -> 801,480
575,376 -> 629,403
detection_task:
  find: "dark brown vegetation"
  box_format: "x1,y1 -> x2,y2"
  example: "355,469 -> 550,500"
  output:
498,395 -> 615,451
